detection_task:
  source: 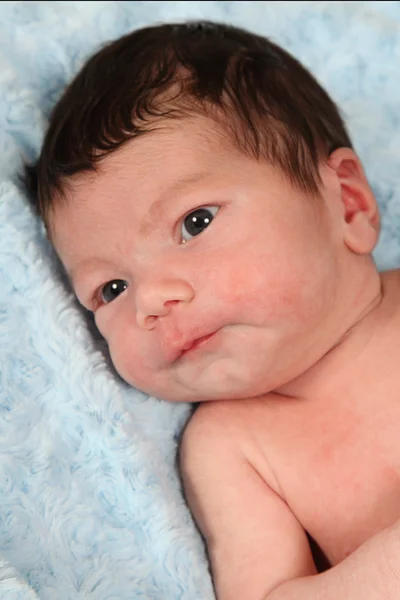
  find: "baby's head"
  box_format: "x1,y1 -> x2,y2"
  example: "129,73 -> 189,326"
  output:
26,21 -> 381,402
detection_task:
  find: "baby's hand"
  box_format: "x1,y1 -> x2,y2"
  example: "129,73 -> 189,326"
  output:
269,518 -> 400,600
380,517 -> 400,589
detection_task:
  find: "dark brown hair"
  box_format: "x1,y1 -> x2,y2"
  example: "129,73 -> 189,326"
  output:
25,20 -> 353,224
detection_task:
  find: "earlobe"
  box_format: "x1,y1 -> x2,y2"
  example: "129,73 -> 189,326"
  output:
342,211 -> 379,254
327,148 -> 380,255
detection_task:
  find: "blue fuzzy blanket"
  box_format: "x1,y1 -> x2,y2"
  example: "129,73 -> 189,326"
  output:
1,1 -> 400,598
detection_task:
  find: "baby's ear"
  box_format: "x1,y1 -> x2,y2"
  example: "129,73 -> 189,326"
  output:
327,148 -> 380,254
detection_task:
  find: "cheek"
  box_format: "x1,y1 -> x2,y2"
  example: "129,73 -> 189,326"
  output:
211,244 -> 331,326
102,322 -> 154,390
213,251 -> 300,309
95,308 -> 148,383
109,339 -> 141,384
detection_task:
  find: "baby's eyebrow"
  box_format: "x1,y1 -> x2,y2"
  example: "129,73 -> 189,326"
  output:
139,171 -> 210,235
67,258 -> 108,291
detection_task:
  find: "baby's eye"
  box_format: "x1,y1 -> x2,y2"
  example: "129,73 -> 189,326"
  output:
100,279 -> 128,304
181,206 -> 219,242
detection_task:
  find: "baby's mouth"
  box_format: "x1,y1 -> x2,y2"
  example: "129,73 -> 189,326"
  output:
179,332 -> 217,359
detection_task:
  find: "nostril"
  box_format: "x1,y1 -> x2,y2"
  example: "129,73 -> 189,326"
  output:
145,315 -> 157,328
137,314 -> 158,330
164,300 -> 179,309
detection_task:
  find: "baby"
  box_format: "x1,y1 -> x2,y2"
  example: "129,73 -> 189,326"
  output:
25,20 -> 400,600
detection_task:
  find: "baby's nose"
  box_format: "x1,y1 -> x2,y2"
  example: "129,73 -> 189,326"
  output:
135,279 -> 194,330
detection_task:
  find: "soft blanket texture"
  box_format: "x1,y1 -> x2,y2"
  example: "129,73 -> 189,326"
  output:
1,1 -> 400,598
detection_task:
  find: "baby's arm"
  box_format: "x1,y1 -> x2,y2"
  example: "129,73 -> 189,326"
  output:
180,402 -> 400,600
180,401 -> 316,599
269,524 -> 400,599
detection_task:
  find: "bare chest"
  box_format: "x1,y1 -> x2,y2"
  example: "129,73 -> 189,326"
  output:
268,396 -> 400,567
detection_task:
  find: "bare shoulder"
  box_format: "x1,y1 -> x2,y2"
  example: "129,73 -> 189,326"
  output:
180,399 -> 253,487
377,269 -> 400,337
381,268 -> 400,283
180,397 -> 278,478
181,395 -> 276,439
180,396 -> 281,493
381,268 -> 400,307
180,398 -> 315,600
181,397 -> 262,443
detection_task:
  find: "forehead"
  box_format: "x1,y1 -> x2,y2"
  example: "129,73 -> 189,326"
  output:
78,116 -> 235,191
53,118 -> 233,215
49,117 -> 245,257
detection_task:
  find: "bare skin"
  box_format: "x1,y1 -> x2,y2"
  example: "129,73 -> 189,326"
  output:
50,116 -> 400,599
181,271 -> 400,599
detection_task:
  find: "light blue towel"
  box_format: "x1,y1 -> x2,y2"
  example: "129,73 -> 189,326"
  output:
1,2 -> 400,598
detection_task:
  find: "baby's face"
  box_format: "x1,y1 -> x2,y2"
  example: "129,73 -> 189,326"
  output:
51,117 -> 345,402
